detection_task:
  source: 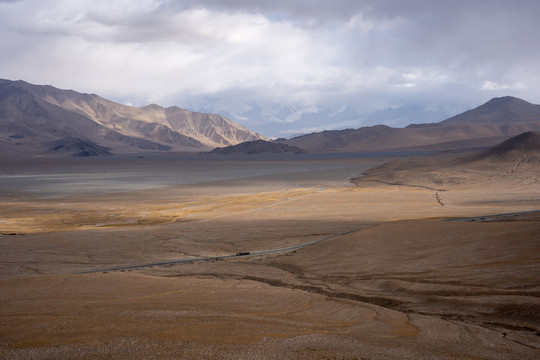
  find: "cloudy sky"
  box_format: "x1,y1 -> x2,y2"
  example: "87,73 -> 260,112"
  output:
1,0 -> 539,135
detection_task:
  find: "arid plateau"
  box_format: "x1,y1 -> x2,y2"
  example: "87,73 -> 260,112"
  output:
1,142 -> 539,359
2,0 -> 540,356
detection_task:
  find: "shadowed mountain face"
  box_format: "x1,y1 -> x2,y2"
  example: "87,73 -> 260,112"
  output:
209,139 -> 307,155
466,131 -> 540,162
357,131 -> 540,188
0,79 -> 264,155
47,138 -> 112,157
284,97 -> 540,152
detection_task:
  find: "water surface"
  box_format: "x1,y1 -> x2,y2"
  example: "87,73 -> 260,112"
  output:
0,152 -> 409,199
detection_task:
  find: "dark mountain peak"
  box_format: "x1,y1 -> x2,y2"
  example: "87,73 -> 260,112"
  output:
2,78 -> 53,94
0,78 -> 98,107
442,96 -> 540,124
0,79 -> 32,88
480,96 -> 536,114
484,95 -> 527,105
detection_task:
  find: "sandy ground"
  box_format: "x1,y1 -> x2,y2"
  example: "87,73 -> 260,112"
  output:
0,155 -> 539,359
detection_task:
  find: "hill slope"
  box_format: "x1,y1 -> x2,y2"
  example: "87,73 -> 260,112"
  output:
0,79 -> 264,155
357,131 -> 540,188
465,131 -> 540,161
284,97 -> 540,152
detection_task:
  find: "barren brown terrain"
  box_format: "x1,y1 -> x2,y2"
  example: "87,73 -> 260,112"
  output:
1,150 -> 539,359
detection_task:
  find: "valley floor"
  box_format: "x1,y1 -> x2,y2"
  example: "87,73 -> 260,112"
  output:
0,155 -> 539,359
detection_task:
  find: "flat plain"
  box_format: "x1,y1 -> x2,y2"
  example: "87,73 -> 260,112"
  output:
0,152 -> 539,359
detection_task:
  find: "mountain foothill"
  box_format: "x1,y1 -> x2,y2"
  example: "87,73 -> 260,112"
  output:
356,130 -> 540,190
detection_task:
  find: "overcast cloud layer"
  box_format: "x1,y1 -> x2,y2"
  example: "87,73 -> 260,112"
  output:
1,0 -> 539,135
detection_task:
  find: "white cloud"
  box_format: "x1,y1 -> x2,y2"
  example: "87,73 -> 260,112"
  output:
481,81 -> 511,91
481,81 -> 528,92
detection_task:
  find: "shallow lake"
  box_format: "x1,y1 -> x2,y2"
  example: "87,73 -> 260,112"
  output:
0,152 -> 415,199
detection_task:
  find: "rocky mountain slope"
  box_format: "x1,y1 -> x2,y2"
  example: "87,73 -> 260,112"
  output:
0,79 -> 264,155
284,97 -> 540,152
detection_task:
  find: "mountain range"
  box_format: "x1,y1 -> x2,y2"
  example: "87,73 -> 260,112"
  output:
282,96 -> 540,152
0,79 -> 264,156
2,79 -> 540,156
199,101 -> 456,138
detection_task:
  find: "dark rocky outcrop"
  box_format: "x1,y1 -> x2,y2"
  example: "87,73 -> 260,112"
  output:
209,140 -> 307,155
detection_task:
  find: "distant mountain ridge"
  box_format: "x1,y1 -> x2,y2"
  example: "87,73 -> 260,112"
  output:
0,79 -> 264,155
441,96 -> 540,124
283,96 -> 540,152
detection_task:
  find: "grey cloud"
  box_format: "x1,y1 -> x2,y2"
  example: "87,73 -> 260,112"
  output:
160,0 -> 540,24
160,0 -> 367,21
157,0 -> 540,71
